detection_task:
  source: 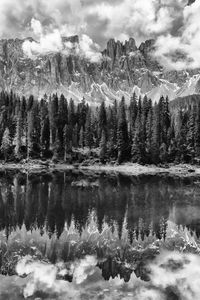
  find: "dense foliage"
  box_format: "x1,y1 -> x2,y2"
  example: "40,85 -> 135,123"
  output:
0,90 -> 200,164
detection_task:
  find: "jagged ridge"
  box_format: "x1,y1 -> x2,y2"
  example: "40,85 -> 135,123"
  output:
0,36 -> 200,103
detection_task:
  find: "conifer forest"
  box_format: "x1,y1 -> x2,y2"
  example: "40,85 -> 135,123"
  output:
0,90 -> 200,165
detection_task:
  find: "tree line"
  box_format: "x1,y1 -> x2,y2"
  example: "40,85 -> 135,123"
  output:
0,90 -> 200,164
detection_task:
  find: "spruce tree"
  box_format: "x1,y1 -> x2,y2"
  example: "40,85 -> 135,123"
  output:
129,92 -> 138,140
131,96 -> 146,163
40,98 -> 50,157
107,107 -> 117,159
100,129 -> 107,164
72,123 -> 79,148
85,109 -> 93,149
168,121 -> 177,163
195,104 -> 200,159
27,95 -> 35,159
176,110 -> 189,163
63,125 -> 72,161
187,105 -> 196,162
14,109 -> 23,159
146,101 -> 153,163
98,101 -> 107,139
1,127 -> 11,161
79,126 -> 85,148
57,94 -> 67,151
151,104 -> 161,164
117,97 -> 129,163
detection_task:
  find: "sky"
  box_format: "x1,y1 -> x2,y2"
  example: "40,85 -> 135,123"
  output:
0,0 -> 200,69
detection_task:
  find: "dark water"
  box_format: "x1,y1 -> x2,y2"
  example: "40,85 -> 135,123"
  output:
1,171 -> 200,239
1,170 -> 200,299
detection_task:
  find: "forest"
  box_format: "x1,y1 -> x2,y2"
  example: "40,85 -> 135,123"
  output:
0,90 -> 199,165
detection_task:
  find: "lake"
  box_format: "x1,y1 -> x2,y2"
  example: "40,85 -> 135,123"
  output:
0,170 -> 200,299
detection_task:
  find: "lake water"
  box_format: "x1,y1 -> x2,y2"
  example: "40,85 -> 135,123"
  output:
0,170 -> 200,299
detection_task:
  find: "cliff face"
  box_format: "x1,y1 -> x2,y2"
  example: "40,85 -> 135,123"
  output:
0,36 -> 199,104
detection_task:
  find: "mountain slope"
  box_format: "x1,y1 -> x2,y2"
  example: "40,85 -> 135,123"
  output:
0,36 -> 199,103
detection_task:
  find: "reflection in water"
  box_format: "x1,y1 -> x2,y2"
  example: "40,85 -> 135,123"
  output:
1,251 -> 200,300
0,170 -> 200,287
0,171 -> 200,240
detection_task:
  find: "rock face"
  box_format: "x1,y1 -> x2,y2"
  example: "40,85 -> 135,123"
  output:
0,36 -> 199,104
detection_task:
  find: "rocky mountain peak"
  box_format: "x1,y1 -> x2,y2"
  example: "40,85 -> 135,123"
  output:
124,38 -> 137,54
104,37 -> 138,59
0,35 -> 199,104
62,35 -> 79,44
139,39 -> 155,55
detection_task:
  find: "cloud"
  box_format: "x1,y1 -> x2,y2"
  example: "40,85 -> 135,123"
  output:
79,34 -> 102,63
154,0 -> 200,69
86,0 -> 187,43
16,255 -> 98,298
0,0 -> 187,44
22,18 -> 102,63
149,251 -> 200,300
15,251 -> 200,300
0,0 -> 199,69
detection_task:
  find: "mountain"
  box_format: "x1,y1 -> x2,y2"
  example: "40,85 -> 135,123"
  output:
0,36 -> 200,104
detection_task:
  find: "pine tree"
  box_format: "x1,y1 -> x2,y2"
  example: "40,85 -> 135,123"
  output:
142,95 -> 149,143
151,104 -> 161,164
1,127 -> 11,161
168,121 -> 177,162
52,130 -> 61,161
72,124 -> 79,148
63,125 -> 72,161
129,92 -> 138,140
112,100 -> 118,145
14,109 -> 23,159
85,109 -> 93,148
107,106 -> 117,159
77,98 -> 87,129
68,98 -> 76,128
195,104 -> 200,159
117,97 -> 129,163
79,126 -> 85,148
48,95 -> 58,151
187,105 -> 196,162
146,101 -> 153,162
98,101 -> 107,139
163,96 -> 171,146
100,129 -> 107,164
176,110 -> 189,163
57,94 -> 68,151
40,98 -> 50,157
131,99 -> 145,163
27,95 -> 35,159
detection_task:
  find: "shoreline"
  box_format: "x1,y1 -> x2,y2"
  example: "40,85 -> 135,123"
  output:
0,161 -> 199,177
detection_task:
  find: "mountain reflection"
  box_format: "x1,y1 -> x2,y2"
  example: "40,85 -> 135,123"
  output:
0,171 -> 200,240
1,170 -> 200,281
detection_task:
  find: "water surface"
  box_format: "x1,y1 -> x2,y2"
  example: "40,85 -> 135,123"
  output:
0,170 -> 200,299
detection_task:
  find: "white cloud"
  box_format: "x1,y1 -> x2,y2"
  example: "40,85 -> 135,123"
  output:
15,251 -> 200,300
22,18 -> 102,63
79,34 -> 102,63
150,251 -> 200,300
23,29 -> 64,56
154,0 -> 200,69
87,0 -> 187,43
31,18 -> 42,36
0,0 -> 200,69
16,255 -> 97,298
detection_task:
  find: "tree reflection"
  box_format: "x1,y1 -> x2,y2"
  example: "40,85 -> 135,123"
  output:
0,171 -> 199,242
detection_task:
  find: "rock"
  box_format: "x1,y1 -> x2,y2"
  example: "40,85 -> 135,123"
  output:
0,35 -> 198,104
